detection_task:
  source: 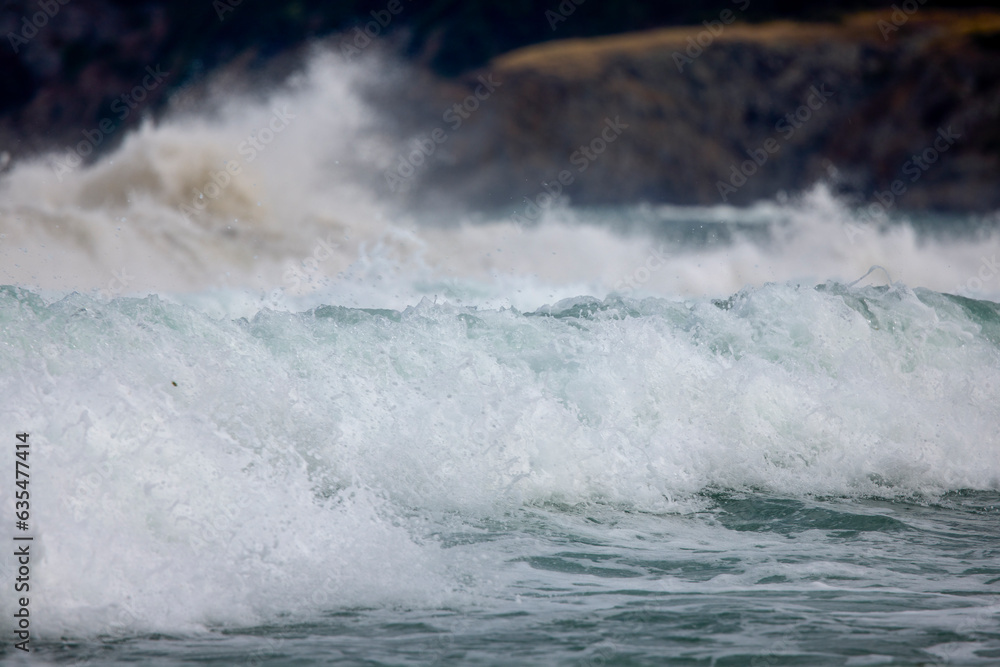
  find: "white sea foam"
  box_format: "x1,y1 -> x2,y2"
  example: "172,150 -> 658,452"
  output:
0,280 -> 997,635
1,47 -> 998,642
0,49 -> 997,309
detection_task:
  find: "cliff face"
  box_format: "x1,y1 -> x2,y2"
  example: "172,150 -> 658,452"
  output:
3,4 -> 999,214
0,0 -> 917,163
401,11 -> 1000,213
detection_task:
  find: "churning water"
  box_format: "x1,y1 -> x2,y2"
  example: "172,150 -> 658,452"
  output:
0,50 -> 998,665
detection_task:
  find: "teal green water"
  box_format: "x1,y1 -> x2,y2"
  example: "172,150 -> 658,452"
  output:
1,283 -> 998,665
12,492 -> 1000,665
1,39 -> 999,664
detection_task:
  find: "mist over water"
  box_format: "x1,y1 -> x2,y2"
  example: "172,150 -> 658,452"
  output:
0,50 -> 997,310
1,48 -> 999,664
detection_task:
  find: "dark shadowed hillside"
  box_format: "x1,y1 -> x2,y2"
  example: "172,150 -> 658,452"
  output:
2,1 -> 999,211
392,11 -> 1000,213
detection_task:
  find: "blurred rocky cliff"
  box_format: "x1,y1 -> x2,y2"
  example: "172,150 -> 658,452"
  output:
401,11 -> 1000,213
2,1 -> 998,212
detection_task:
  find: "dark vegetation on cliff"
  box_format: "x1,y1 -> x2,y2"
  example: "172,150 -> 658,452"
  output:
397,12 -> 1000,213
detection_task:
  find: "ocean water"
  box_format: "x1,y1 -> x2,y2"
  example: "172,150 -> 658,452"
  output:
1,51 -> 999,665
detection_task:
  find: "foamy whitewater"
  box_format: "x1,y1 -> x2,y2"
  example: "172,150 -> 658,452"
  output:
0,50 -> 998,665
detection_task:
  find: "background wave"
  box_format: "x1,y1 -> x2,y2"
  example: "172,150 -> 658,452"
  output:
0,51 -> 997,312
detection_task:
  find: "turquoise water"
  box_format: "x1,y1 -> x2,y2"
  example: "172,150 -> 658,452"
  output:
8,495 -> 1000,665
1,50 -> 999,665
1,283 -> 998,665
